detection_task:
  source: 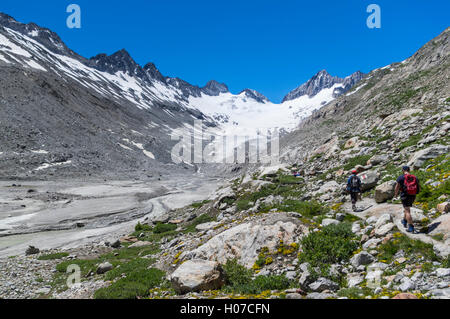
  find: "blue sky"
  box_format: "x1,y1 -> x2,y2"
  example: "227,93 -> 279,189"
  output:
0,1 -> 448,102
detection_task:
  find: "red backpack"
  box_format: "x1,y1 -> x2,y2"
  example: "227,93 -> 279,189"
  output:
404,174 -> 418,195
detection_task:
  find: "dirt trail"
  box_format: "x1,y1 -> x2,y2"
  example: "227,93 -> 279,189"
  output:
343,198 -> 450,257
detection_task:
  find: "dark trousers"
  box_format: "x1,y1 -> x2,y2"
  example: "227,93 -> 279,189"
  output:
350,192 -> 360,205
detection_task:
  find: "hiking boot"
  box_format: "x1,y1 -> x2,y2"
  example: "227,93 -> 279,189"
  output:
406,224 -> 415,233
401,219 -> 408,228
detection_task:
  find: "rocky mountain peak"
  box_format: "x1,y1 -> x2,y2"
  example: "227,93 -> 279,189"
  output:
202,80 -> 229,96
89,49 -> 140,75
282,70 -> 342,102
0,12 -> 78,58
143,62 -> 166,83
282,69 -> 364,103
87,50 -> 165,83
239,89 -> 270,103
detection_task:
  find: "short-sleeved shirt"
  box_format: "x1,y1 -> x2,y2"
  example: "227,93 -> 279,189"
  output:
396,174 -> 420,198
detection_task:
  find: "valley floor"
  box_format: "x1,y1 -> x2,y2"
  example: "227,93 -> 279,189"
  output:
0,175 -> 221,258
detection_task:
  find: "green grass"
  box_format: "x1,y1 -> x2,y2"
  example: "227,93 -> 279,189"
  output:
399,134 -> 422,150
153,223 -> 177,234
191,200 -> 211,208
414,155 -> 450,212
183,214 -> 216,233
37,252 -> 69,260
270,200 -> 329,218
343,155 -> 372,171
221,259 -> 291,295
104,258 -> 155,281
51,244 -> 161,294
94,268 -> 165,299
376,231 -> 439,263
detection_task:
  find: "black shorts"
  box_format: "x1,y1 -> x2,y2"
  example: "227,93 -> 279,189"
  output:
401,195 -> 416,208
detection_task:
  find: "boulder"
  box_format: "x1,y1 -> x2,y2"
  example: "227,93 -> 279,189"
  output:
368,154 -> 389,166
308,278 -> 339,292
347,273 -> 364,287
398,277 -> 415,292
408,145 -> 449,169
186,213 -> 305,268
375,223 -> 395,237
96,262 -> 113,274
437,202 -> 450,213
375,213 -> 393,229
350,251 -> 375,268
344,137 -> 359,149
317,181 -> 340,194
195,222 -> 221,232
375,181 -> 396,203
362,238 -> 382,250
358,171 -> 380,191
435,268 -> 450,277
299,270 -> 314,289
170,259 -> 225,294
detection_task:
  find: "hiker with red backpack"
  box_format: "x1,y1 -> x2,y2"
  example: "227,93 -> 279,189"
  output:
394,166 -> 421,233
347,170 -> 362,212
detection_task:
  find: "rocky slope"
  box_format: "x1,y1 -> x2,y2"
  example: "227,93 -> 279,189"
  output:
0,15 -> 448,300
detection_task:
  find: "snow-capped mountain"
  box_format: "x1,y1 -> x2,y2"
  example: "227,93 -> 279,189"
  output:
282,70 -> 365,102
0,12 -> 364,177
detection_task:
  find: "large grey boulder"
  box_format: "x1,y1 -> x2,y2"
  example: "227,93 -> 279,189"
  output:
375,213 -> 393,229
185,213 -> 305,268
308,278 -> 339,292
96,262 -> 113,274
375,181 -> 396,203
375,223 -> 395,237
347,273 -> 364,287
170,259 -> 225,294
358,171 -> 380,191
408,145 -> 449,169
195,222 -> 221,232
368,154 -> 389,166
350,251 -> 375,268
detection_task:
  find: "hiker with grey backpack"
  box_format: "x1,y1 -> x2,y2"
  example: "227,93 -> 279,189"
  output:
347,170 -> 362,212
394,166 -> 421,233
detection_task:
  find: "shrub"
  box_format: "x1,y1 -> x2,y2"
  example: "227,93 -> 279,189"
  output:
94,268 -> 165,299
343,155 -> 372,171
104,258 -> 154,281
183,214 -> 216,233
38,252 -> 69,260
153,223 -> 177,234
299,223 -> 358,270
222,259 -> 291,295
223,259 -> 253,287
135,222 -> 151,232
274,200 -> 328,218
377,232 -> 439,263
191,200 -> 211,208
